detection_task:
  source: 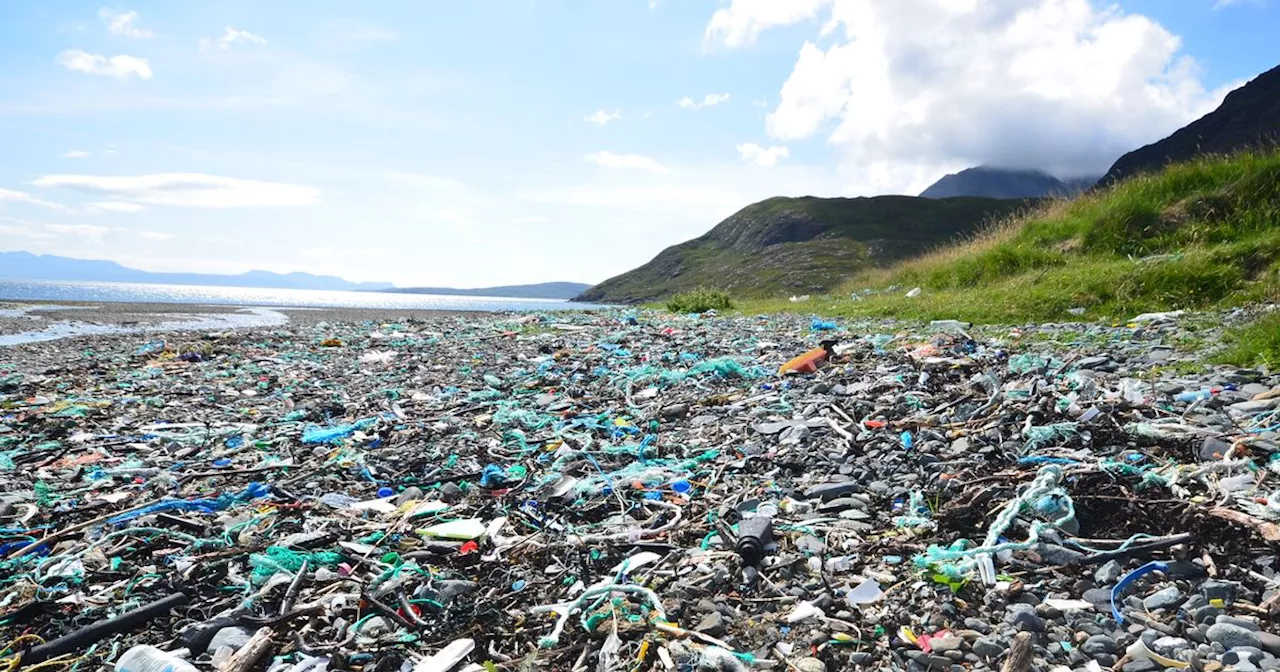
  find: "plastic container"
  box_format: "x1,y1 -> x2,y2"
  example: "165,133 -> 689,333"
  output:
734,516 -> 774,566
115,646 -> 198,672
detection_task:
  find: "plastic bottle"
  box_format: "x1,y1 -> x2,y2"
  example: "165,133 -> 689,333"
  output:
115,646 -> 198,672
734,516 -> 774,566
1175,388 -> 1218,403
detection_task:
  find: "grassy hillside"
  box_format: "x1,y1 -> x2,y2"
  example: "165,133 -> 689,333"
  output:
744,150 -> 1280,322
577,195 -> 1030,303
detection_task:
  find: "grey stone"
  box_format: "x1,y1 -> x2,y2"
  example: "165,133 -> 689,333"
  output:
972,637 -> 1006,660
1202,579 -> 1239,603
695,611 -> 726,637
1121,660 -> 1159,672
1081,634 -> 1119,656
1142,585 -> 1185,611
1007,609 -> 1045,633
1206,622 -> 1262,649
964,618 -> 992,635
1151,636 -> 1190,656
1258,631 -> 1280,656
1191,605 -> 1222,624
1216,614 -> 1260,631
1077,356 -> 1111,369
1095,559 -> 1124,585
1083,588 -> 1113,608
1200,436 -> 1232,461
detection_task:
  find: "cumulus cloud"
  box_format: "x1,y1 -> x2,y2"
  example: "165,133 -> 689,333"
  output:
64,150 -> 90,159
585,109 -> 622,125
736,143 -> 790,167
57,50 -> 152,79
135,230 -> 174,240
705,0 -> 834,48
33,174 -> 320,208
584,152 -> 670,175
708,0 -> 1236,194
99,8 -> 153,38
0,188 -> 70,212
677,93 -> 731,109
207,26 -> 268,50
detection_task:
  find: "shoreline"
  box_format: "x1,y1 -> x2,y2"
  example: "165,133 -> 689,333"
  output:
0,299 -> 505,349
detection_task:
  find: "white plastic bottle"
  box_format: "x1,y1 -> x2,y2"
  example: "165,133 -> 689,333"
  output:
114,645 -> 198,672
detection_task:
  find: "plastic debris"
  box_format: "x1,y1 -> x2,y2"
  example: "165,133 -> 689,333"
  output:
0,305 -> 1278,671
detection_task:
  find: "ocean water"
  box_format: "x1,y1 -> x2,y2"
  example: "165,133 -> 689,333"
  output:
0,279 -> 604,312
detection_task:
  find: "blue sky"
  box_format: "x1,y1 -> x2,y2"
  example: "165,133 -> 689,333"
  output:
1,0 -> 1277,287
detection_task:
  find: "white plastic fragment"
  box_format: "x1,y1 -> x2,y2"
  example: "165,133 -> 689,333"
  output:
418,518 -> 487,540
413,638 -> 475,672
845,577 -> 884,606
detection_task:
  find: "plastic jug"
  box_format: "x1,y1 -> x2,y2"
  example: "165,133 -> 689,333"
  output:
115,645 -> 198,672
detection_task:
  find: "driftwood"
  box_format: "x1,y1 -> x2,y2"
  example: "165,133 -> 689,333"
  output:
1209,507 -> 1280,542
1000,632 -> 1033,672
218,627 -> 274,672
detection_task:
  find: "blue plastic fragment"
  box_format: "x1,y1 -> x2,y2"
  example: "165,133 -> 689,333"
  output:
1111,560 -> 1169,623
302,418 -> 376,444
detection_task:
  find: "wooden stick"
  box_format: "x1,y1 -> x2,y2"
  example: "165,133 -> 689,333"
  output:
1001,632 -> 1033,672
1208,507 -> 1280,542
217,627 -> 274,672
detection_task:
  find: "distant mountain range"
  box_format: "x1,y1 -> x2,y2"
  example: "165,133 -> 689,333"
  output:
384,282 -> 591,300
920,167 -> 1099,199
0,251 -> 393,291
1099,63 -> 1280,185
0,251 -> 588,299
576,195 -> 1030,303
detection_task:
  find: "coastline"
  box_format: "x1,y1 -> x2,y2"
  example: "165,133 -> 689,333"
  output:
0,299 -> 496,352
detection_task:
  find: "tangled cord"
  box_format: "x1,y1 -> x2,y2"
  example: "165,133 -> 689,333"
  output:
917,465 -> 1075,579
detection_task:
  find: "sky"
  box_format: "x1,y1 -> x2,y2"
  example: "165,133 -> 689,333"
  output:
0,0 -> 1277,288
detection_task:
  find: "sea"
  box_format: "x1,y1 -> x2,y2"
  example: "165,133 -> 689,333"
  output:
0,279 -> 603,312
0,279 -> 607,346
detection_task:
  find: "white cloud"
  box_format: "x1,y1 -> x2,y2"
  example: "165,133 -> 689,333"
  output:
584,152 -> 670,175
210,26 -> 268,50
99,8 -> 153,38
677,93 -> 731,109
0,188 -> 70,212
513,216 -> 551,224
737,143 -> 790,167
0,218 -> 111,245
90,201 -> 146,212
705,0 -> 834,48
64,150 -> 91,159
719,0 -> 1235,193
46,223 -> 112,243
135,230 -> 174,240
33,174 -> 320,208
585,109 -> 622,125
57,50 -> 152,79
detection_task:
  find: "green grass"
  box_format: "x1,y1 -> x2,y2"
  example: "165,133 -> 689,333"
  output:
1214,313 -> 1280,369
579,195 -> 1029,303
740,149 -> 1280,323
666,287 -> 734,313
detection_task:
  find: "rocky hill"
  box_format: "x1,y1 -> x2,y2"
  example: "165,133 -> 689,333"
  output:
1099,63 -> 1280,185
920,167 -> 1098,199
576,195 -> 1030,303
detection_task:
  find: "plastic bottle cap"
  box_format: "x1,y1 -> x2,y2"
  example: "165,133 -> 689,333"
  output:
671,479 -> 691,494
377,486 -> 394,498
